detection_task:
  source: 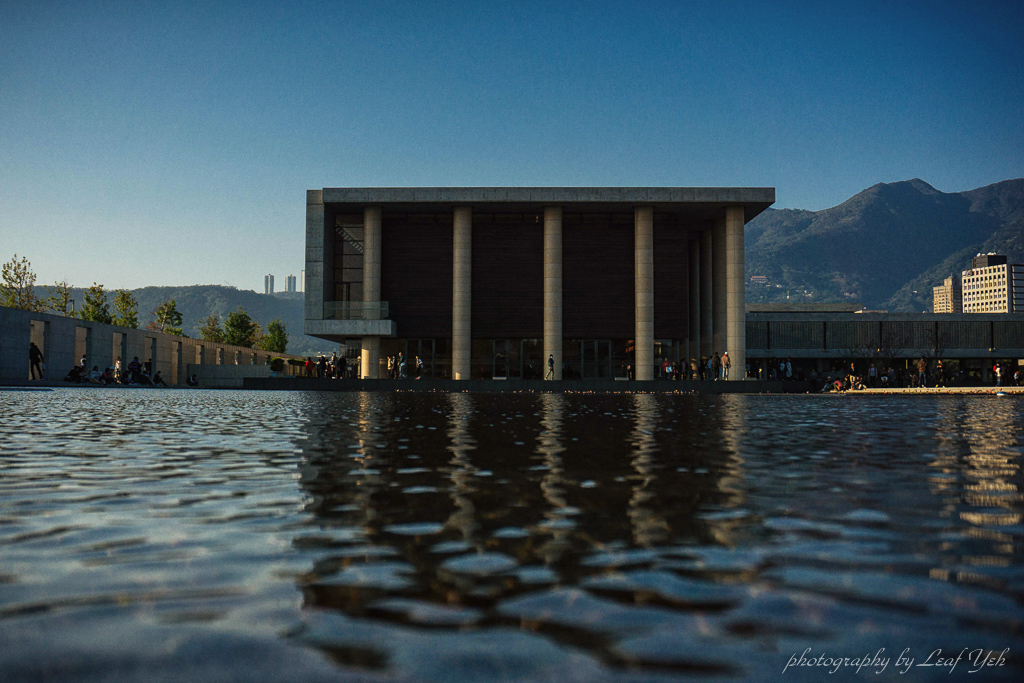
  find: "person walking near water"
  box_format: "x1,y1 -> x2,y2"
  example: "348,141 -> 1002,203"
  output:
546,354 -> 554,380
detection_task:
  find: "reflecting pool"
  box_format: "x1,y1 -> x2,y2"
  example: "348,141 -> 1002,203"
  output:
1,389 -> 1023,681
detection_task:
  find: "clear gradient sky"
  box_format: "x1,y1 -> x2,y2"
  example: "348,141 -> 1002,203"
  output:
2,1 -> 1022,291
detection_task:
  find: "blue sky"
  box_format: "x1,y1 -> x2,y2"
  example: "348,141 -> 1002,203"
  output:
2,1 -> 1022,290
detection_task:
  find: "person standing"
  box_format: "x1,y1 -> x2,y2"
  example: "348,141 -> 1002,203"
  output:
546,354 -> 554,380
29,342 -> 43,380
114,356 -> 123,383
712,352 -> 722,381
917,357 -> 928,388
722,352 -> 731,380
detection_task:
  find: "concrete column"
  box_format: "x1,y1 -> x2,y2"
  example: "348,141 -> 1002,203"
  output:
725,206 -> 746,380
452,206 -> 472,380
360,337 -> 380,379
712,218 -> 727,358
543,206 -> 563,380
700,230 -> 713,358
360,205 -> 383,379
305,190 -> 325,322
688,237 -> 700,373
634,206 -> 654,381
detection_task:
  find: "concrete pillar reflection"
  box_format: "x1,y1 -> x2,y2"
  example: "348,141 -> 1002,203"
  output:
543,207 -> 562,380
630,394 -> 669,546
634,206 -> 654,381
537,393 -> 570,564
700,230 -> 713,359
452,207 -> 472,380
712,218 -> 727,359
446,393 -> 479,544
361,206 -> 382,379
725,206 -> 746,380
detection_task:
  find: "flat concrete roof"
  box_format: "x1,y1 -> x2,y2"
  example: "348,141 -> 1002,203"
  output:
315,187 -> 776,222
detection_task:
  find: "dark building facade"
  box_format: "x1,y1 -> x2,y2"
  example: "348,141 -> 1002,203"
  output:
305,188 -> 775,380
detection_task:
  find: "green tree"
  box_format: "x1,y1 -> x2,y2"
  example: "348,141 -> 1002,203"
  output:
223,307 -> 258,347
199,314 -> 224,343
46,279 -> 76,317
259,319 -> 288,353
79,283 -> 113,323
148,299 -> 183,336
112,289 -> 139,328
1,255 -> 44,311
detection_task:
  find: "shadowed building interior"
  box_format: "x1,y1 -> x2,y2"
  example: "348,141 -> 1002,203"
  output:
304,188 -> 775,380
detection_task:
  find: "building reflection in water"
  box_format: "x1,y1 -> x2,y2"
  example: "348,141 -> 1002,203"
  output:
930,397 -> 1023,583
628,393 -> 670,547
445,392 -> 479,545
535,392 -> 570,564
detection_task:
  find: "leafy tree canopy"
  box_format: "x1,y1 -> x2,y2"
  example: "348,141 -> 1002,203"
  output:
223,307 -> 258,347
1,255 -> 44,311
113,289 -> 139,328
259,319 -> 288,353
46,279 -> 76,317
199,314 -> 225,343
148,299 -> 183,336
79,283 -> 113,324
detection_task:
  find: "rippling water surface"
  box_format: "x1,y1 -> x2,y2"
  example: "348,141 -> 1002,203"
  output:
1,389 -> 1023,681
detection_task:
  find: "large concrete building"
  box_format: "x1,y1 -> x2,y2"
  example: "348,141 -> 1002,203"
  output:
962,254 -> 1024,313
304,187 -> 775,380
933,275 -> 962,313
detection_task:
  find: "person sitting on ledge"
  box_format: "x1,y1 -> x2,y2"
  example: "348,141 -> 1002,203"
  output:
86,365 -> 103,385
186,374 -> 198,387
153,371 -> 168,387
100,367 -> 115,385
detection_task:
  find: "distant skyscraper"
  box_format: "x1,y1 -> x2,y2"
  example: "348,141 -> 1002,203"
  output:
286,274 -> 297,292
264,274 -> 274,294
932,275 -> 962,313
300,270 -> 305,293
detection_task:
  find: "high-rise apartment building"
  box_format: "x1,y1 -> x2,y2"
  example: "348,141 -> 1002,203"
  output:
961,254 -> 1024,313
264,274 -> 275,294
301,270 -> 305,293
932,275 -> 962,313
286,274 -> 297,292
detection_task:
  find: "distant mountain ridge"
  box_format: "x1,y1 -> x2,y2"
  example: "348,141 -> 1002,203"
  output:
746,178 -> 1024,310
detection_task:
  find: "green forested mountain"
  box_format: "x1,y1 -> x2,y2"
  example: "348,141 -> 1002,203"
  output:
746,178 -> 1024,311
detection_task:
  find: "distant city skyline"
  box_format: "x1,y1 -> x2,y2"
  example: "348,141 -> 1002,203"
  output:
2,1 -> 1022,290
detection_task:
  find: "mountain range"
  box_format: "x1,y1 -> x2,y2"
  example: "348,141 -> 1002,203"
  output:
746,178 -> 1024,310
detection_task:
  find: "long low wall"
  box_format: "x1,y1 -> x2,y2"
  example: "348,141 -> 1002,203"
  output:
1,306 -> 308,386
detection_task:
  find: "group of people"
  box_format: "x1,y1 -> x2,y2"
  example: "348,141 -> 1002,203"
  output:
304,352 -> 355,379
385,352 -> 423,379
63,354 -> 167,387
813,357 -> 1022,392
